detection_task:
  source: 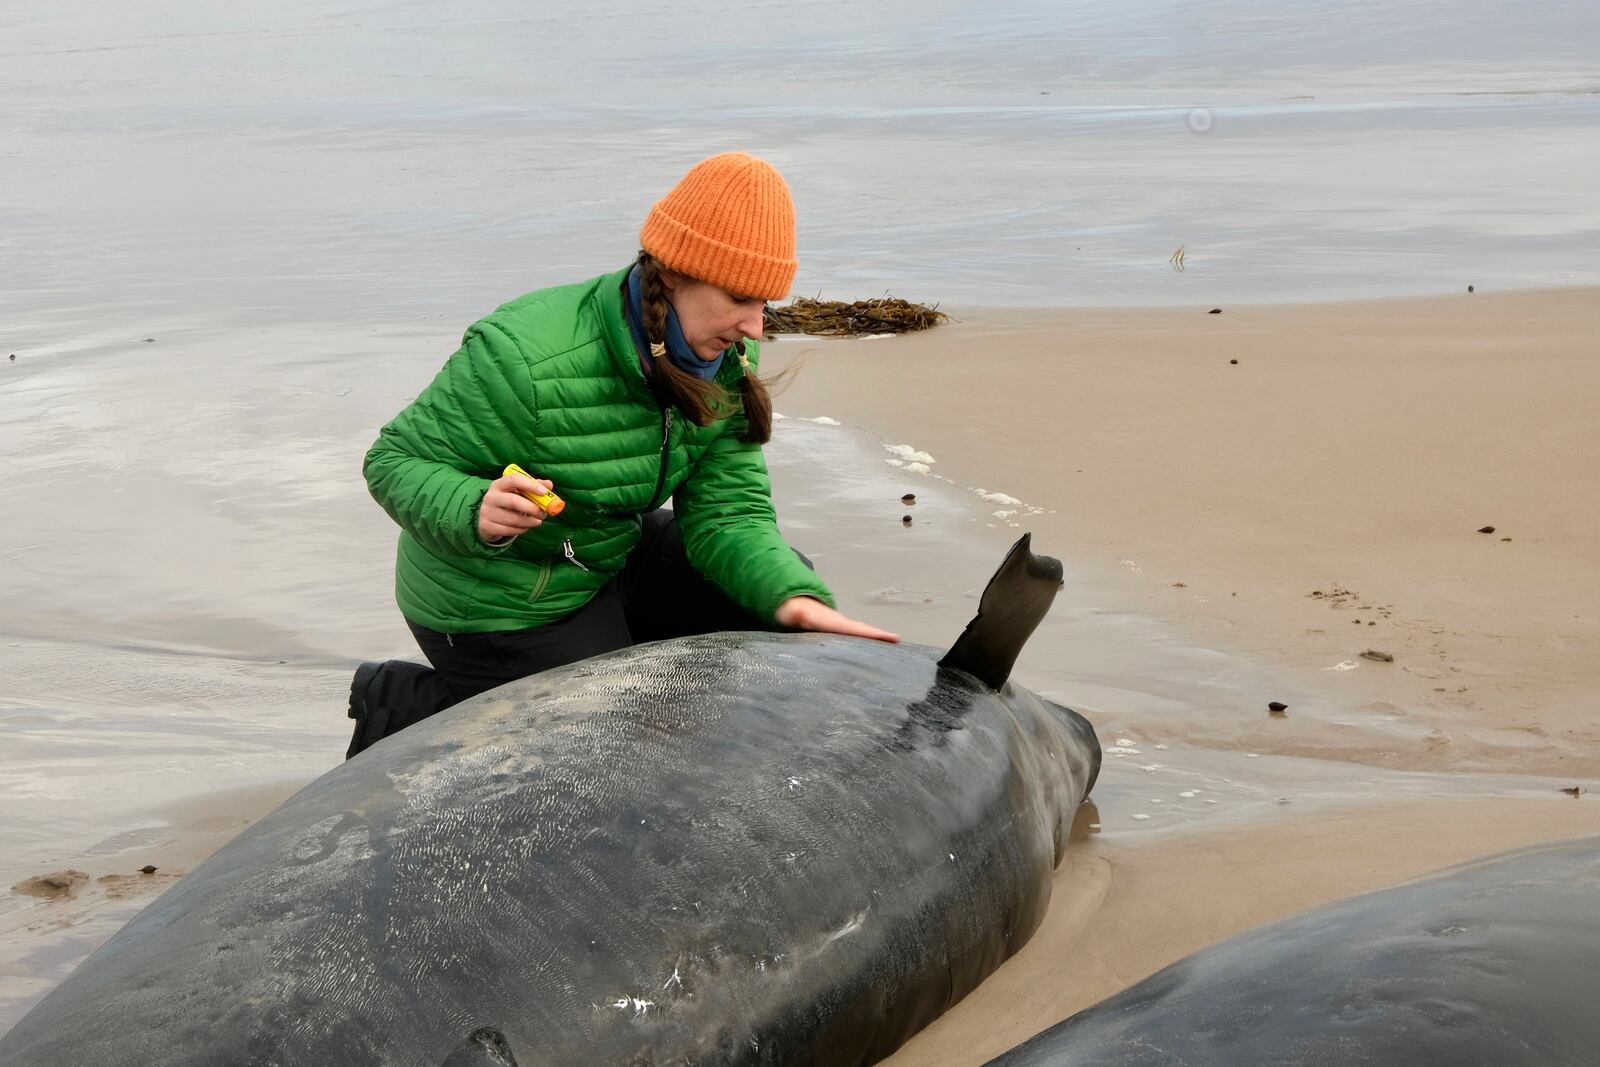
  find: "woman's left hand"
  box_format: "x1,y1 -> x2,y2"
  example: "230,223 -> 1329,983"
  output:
775,597 -> 900,643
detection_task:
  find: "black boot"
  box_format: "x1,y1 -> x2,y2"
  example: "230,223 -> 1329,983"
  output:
345,661 -> 391,760
345,659 -> 460,759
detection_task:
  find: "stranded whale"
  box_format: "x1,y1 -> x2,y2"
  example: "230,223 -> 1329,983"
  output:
983,836 -> 1600,1066
0,535 -> 1100,1066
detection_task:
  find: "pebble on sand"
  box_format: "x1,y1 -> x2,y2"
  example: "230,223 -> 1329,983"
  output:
1360,649 -> 1395,663
1468,285 -> 1475,293
1208,308 -> 1223,314
1229,358 -> 1238,364
1268,702 -> 1288,715
900,494 -> 916,506
140,865 -> 159,875
1477,526 -> 1496,534
901,515 -> 913,527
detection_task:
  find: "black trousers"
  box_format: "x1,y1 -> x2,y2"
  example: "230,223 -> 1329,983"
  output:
347,511 -> 803,757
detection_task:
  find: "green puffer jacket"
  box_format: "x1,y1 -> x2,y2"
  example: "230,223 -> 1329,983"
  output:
364,265 -> 835,633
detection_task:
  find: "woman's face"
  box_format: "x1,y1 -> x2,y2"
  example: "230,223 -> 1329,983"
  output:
661,273 -> 768,362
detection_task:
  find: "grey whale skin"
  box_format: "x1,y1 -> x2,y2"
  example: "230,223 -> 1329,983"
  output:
0,535 -> 1100,1067
984,836 -> 1600,1067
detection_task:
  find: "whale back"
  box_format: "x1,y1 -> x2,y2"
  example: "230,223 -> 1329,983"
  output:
1,631 -> 1098,1067
985,837 -> 1600,1066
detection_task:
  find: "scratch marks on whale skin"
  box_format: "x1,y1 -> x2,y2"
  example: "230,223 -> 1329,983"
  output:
283,812 -> 374,868
593,960 -> 693,1025
608,996 -> 655,1017
824,909 -> 869,945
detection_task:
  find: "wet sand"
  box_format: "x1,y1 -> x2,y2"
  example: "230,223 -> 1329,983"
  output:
892,796 -> 1600,1065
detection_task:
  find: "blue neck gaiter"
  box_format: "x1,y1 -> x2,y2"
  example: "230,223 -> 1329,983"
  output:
625,265 -> 725,381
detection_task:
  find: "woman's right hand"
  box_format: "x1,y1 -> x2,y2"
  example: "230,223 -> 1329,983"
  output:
478,471 -> 554,542
775,596 -> 900,643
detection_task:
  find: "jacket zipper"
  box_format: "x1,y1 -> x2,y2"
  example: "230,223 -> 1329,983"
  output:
644,407 -> 673,511
527,558 -> 553,601
561,538 -> 590,571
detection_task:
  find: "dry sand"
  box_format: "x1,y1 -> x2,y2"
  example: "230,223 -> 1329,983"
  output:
770,288 -> 1600,776
759,286 -> 1600,1063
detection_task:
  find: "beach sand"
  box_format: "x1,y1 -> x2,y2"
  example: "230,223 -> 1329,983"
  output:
761,286 -> 1600,1062
3,288 -> 1597,1050
769,288 -> 1600,777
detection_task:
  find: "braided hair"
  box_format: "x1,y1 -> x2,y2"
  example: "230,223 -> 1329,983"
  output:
634,250 -> 775,445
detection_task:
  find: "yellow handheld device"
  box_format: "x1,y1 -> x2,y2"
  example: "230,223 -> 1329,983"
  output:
503,463 -> 565,516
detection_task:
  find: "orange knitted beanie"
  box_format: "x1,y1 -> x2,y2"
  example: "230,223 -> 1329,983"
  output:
640,152 -> 798,301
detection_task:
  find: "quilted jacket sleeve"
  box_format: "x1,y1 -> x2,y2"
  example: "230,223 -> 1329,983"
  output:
673,415 -> 837,624
363,321 -> 534,559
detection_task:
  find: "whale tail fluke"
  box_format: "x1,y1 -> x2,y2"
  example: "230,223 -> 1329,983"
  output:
939,533 -> 1063,690
440,1027 -> 520,1067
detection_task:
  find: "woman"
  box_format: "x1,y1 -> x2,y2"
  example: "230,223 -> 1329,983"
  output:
348,152 -> 898,757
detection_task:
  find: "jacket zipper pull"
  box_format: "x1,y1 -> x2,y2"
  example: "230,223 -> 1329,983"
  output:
562,538 -> 590,571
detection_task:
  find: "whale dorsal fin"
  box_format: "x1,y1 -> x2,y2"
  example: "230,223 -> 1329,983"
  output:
938,533 -> 1063,689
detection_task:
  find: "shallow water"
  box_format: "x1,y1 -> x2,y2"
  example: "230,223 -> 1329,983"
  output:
3,0 -> 1598,332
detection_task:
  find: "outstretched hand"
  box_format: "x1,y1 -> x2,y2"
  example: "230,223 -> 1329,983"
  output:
775,596 -> 900,643
478,471 -> 553,543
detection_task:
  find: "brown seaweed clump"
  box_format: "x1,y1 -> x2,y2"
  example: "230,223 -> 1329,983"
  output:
764,296 -> 949,338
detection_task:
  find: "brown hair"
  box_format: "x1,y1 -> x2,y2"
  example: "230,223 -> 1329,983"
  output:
634,249 -> 775,445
